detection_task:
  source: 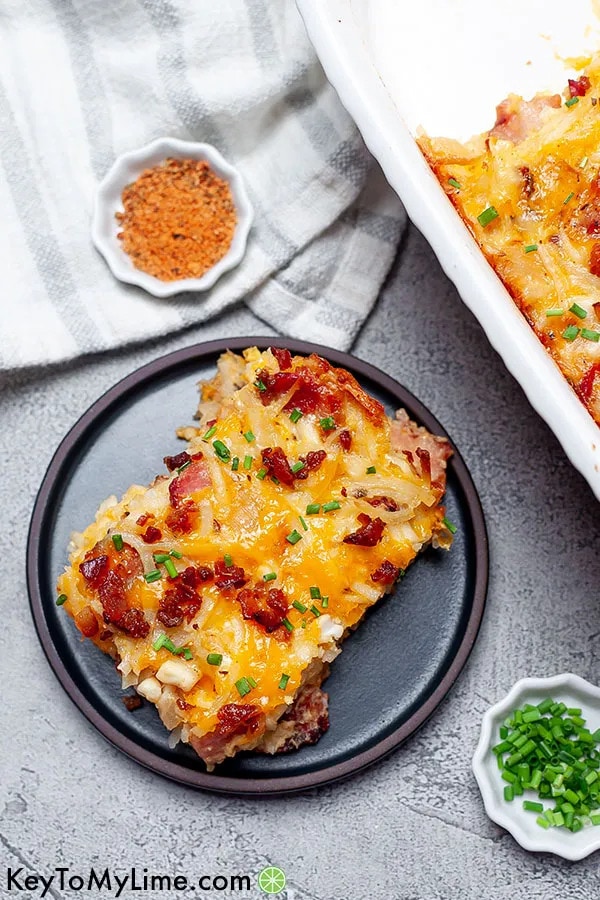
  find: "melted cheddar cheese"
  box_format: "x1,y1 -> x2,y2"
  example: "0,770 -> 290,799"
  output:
418,58 -> 600,423
57,348 -> 452,767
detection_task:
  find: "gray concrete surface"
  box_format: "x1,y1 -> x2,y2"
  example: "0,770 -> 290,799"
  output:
2,223 -> 600,900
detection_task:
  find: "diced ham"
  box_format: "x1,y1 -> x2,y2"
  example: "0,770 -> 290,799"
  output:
391,409 -> 452,488
190,704 -> 265,767
168,459 -> 210,508
490,93 -> 561,143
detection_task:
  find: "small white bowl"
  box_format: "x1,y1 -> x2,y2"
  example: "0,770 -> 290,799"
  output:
473,673 -> 600,860
91,138 -> 253,298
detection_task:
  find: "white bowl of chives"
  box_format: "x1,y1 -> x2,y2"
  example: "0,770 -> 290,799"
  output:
472,673 -> 600,860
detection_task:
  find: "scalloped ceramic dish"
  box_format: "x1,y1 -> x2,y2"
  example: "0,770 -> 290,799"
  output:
91,138 -> 253,298
472,674 -> 600,860
297,0 -> 600,499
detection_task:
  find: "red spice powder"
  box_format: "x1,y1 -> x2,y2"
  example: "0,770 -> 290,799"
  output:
116,158 -> 237,281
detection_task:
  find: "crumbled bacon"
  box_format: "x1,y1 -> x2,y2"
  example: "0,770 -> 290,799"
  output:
371,559 -> 401,584
520,165 -> 535,199
117,607 -> 150,638
79,554 -> 109,587
294,449 -> 326,480
177,698 -> 193,711
568,76 -> 591,98
339,429 -> 352,450
122,694 -> 143,711
136,514 -> 152,527
214,559 -> 247,590
79,544 -> 148,638
255,369 -> 297,404
343,514 -> 386,547
74,605 -> 99,637
113,543 -> 144,582
163,451 -> 191,472
256,364 -> 341,417
157,572 -> 202,627
168,459 -> 210,507
236,583 -> 288,633
271,347 -> 292,370
142,525 -> 162,544
579,363 -> 600,401
261,447 -> 295,486
366,495 -> 399,512
98,570 -> 128,622
216,703 -> 263,736
165,500 -> 198,535
590,244 -> 600,278
416,447 -> 431,484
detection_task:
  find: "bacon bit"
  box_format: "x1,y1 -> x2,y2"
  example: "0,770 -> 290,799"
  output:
255,369 -> 297,404
142,525 -> 162,544
416,447 -> 431,484
294,449 -> 326,480
236,583 -> 289,633
122,694 -> 143,711
165,500 -> 198,535
99,629 -> 113,641
343,513 -> 386,547
136,514 -> 152,527
586,221 -> 600,236
590,244 -> 600,277
117,607 -> 150,638
196,565 -> 214,582
163,451 -> 191,472
74,605 -> 99,637
579,363 -> 600,401
98,570 -> 128,622
520,166 -> 535,199
214,559 -> 247,590
341,486 -> 348,497
113,543 -> 144,582
271,347 -> 292,370
371,559 -> 401,584
366,495 -> 399,512
569,76 -> 591,98
593,301 -> 600,318
548,234 -> 560,244
213,518 -> 221,532
339,429 -> 352,451
79,554 -> 110,587
261,447 -> 295,486
177,698 -> 193,711
157,566 -> 204,627
216,703 -> 264,736
168,459 -> 210,508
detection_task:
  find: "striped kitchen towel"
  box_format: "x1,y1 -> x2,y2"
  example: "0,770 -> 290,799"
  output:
1,0 -> 405,371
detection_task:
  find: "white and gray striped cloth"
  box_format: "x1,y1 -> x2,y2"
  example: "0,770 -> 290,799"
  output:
1,0 -> 405,371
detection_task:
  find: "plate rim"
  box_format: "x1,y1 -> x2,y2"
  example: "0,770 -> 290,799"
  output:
26,336 -> 488,796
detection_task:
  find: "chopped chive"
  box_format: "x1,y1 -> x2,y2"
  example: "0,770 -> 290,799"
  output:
244,430 -> 255,443
536,816 -> 550,829
293,600 -> 308,613
448,177 -> 461,190
564,191 -> 575,205
203,425 -> 217,441
562,325 -> 580,341
310,604 -> 321,618
180,647 -> 193,661
366,465 -> 376,474
254,379 -> 267,392
170,549 -> 183,559
570,302 -> 587,319
289,408 -> 303,423
231,456 -> 240,471
144,569 -> 162,583
565,96 -> 579,107
243,455 -> 253,470
213,439 -> 230,461
322,500 -> 341,512
177,459 -> 191,473
153,634 -> 168,651
299,515 -> 308,531
247,676 -> 257,689
545,308 -> 564,317
319,416 -> 336,431
581,328 -> 600,342
263,572 -> 277,582
306,503 -> 321,515
286,530 -> 302,545
504,785 -> 514,802
278,673 -> 290,690
524,244 -> 538,253
56,594 -> 67,606
235,677 -> 252,697
224,553 -> 233,568
256,467 -> 268,480
270,476 -> 280,485
207,653 -> 223,666
523,800 -> 544,813
282,617 -> 294,632
321,596 -> 329,608
163,558 -> 178,579
112,533 -> 124,551
442,516 -> 457,534
477,205 -> 499,227
291,461 -> 305,473
310,586 -> 321,599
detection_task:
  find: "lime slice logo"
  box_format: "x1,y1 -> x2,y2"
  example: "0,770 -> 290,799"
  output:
257,866 -> 286,894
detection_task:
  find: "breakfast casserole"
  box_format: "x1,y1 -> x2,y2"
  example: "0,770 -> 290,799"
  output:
56,347 -> 453,768
418,57 -> 600,424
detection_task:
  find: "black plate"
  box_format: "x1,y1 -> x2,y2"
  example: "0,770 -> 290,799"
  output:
27,337 -> 488,795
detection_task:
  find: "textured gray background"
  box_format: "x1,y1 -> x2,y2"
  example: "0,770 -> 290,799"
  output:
2,224 -> 600,900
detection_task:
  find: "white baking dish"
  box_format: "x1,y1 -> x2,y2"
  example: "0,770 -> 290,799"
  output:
297,0 -> 600,499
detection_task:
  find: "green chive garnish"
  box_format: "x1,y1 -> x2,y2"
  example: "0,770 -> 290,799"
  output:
235,677 -> 252,697
306,503 -> 320,515
254,380 -> 267,392
224,553 -> 233,568
153,634 -> 168,651
231,456 -> 240,471
581,328 -> 600,342
477,206 -> 499,227
207,653 -> 223,666
278,673 -> 290,690
243,455 -> 253,470
247,676 -> 258,689
310,586 -> 321,600
181,648 -> 193,661
56,594 -> 67,606
322,500 -> 341,512
299,515 -> 308,531
524,244 -> 538,253
144,569 -> 162,583
563,325 -> 580,341
282,617 -> 294,632
293,600 -> 308,613
321,596 -> 329,608
564,191 -> 575,205
263,572 -> 277,582
291,461 -> 305,473
154,553 -> 170,563
213,439 -> 230,461
271,476 -> 280,485
565,96 -> 579,107
244,430 -> 255,442
203,425 -> 217,441
289,408 -> 303,423
286,530 -> 302,545
170,549 -> 183,559
366,465 -> 376,474
319,416 -> 336,430
112,533 -> 124,551
448,177 -> 461,190
442,516 -> 457,534
177,459 -> 191,473
545,308 -> 564,317
256,467 -> 267,480
569,302 -> 587,319
310,604 -> 321,618
163,558 -> 178,579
